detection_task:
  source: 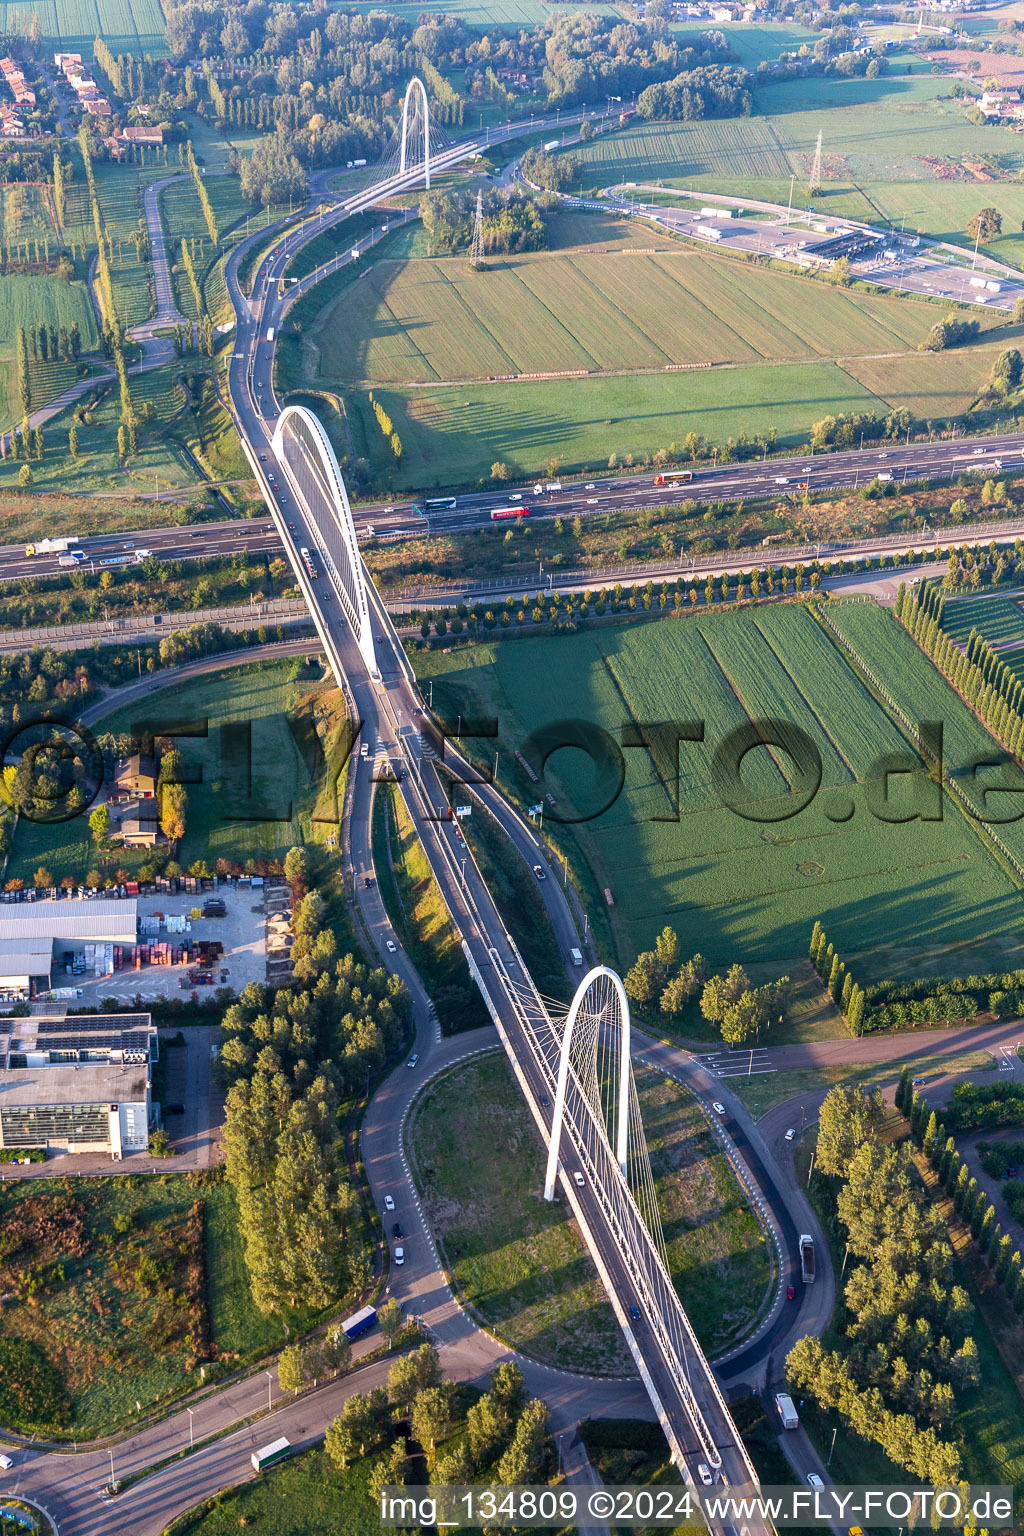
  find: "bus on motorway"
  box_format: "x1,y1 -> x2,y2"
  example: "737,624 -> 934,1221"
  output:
251,1437 -> 291,1473
340,1304 -> 378,1341
491,506 -> 530,520
653,470 -> 693,486
424,495 -> 457,511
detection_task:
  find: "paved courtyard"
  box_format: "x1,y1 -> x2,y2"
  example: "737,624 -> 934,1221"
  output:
67,889 -> 270,1003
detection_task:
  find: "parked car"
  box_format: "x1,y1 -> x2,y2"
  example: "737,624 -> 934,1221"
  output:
384,1195 -> 395,1212
712,1101 -> 725,1115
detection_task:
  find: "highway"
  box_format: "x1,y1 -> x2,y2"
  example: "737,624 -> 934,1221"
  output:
7,434 -> 1024,593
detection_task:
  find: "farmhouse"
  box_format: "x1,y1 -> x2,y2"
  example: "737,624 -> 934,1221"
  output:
0,1011 -> 155,1158
979,90 -> 1024,121
114,753 -> 157,798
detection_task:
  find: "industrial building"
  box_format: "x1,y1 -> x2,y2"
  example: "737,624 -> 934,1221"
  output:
0,898 -> 138,1002
0,1011 -> 155,1158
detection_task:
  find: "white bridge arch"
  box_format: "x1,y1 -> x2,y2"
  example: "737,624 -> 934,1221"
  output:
544,965 -> 632,1199
271,404 -> 375,672
400,75 -> 431,187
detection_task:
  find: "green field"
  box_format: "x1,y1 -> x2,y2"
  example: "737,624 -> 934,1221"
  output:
414,601 -> 1024,970
0,0 -> 168,54
345,363 -> 883,487
0,274 -> 98,432
407,1052 -> 770,1370
293,204 -> 1012,484
6,660 -> 335,884
943,590 -> 1024,653
167,1445 -> 381,1536
308,237 -> 944,387
672,22 -> 819,70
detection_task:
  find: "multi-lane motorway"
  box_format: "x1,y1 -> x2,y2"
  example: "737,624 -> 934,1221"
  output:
7,432 -> 1024,595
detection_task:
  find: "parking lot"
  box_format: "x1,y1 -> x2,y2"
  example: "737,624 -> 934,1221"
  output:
67,889 -> 270,1003
636,198 -> 1024,314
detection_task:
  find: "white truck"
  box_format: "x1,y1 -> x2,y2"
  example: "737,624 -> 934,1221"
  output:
533,481 -> 563,494
25,537 -> 79,557
775,1392 -> 799,1430
543,139 -> 560,152
58,552 -> 86,567
266,326 -> 275,343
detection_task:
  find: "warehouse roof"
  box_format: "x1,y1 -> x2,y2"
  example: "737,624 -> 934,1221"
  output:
0,938 -> 53,979
0,1061 -> 147,1107
0,899 -> 137,944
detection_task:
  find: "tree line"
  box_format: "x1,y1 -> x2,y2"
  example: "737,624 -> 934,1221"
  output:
637,64 -> 752,121
897,1069 -> 1024,1314
220,848 -> 412,1315
787,1085 -> 979,1485
421,186 -> 548,257
623,924 -> 787,1043
808,920 -> 866,1034
896,576 -> 1024,776
325,1354 -> 551,1509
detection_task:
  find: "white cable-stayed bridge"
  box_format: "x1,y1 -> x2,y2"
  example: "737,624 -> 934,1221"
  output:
222,82 -> 770,1530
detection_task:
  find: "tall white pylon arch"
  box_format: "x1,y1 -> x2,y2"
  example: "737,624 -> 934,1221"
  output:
544,966 -> 633,1199
271,405 -> 375,672
400,75 -> 430,188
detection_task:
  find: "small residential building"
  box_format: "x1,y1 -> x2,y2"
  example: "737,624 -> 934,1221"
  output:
115,754 -> 157,798
0,1012 -> 156,1158
120,124 -> 164,145
120,804 -> 160,847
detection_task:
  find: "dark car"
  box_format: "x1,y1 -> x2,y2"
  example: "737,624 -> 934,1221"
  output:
629,1304 -> 641,1323
392,1222 -> 403,1240
786,1284 -> 796,1301
165,1103 -> 185,1116
540,1093 -> 550,1107
259,454 -> 267,462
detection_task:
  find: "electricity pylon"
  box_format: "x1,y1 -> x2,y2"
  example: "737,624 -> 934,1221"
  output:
809,129 -> 823,196
470,188 -> 485,270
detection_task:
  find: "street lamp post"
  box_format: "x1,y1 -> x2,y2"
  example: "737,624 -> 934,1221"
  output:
187,1406 -> 195,1449
266,1370 -> 273,1412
